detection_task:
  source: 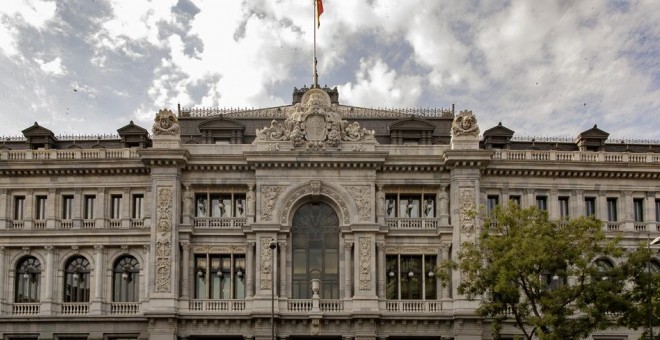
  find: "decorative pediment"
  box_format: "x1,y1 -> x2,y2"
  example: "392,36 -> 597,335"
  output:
483,122 -> 515,138
22,122 -> 57,149
22,122 -> 55,138
198,117 -> 246,131
389,117 -> 436,131
117,121 -> 149,148
255,88 -> 376,151
576,124 -> 609,151
577,124 -> 609,139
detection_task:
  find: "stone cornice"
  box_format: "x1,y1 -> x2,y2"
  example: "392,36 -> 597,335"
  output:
139,148 -> 189,168
443,150 -> 493,168
0,166 -> 148,177
244,151 -> 387,169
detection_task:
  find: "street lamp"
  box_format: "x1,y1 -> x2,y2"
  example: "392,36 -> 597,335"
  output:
269,239 -> 277,340
647,235 -> 660,340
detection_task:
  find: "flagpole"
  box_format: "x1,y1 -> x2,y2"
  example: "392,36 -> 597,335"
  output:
313,0 -> 318,88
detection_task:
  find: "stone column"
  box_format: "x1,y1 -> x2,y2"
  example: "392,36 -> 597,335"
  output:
96,188 -> 106,228
623,191 -> 633,230
46,188 -> 56,229
0,190 -> 7,229
0,246 -> 5,302
44,246 -> 54,301
572,190 -> 583,218
376,186 -> 385,224
524,189 -> 535,209
246,241 -> 255,297
143,245 -> 150,300
73,189 -> 82,229
344,241 -> 353,298
645,192 -> 655,227
278,241 -> 287,297
597,190 -> 608,222
376,242 -> 385,298
440,243 -> 451,299
438,186 -> 449,225
180,241 -> 190,299
94,245 -> 104,300
549,189 -> 559,220
121,188 -> 131,228
24,190 -> 33,229
90,245 -> 104,315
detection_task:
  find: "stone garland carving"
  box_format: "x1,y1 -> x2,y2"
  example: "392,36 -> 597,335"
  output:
259,238 -> 274,290
152,109 -> 181,136
359,238 -> 371,291
345,185 -> 371,221
260,185 -> 284,221
451,110 -> 479,137
279,181 -> 350,225
155,187 -> 173,293
255,89 -> 375,150
459,188 -> 476,236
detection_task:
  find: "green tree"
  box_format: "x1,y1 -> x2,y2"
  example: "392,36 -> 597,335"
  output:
439,204 -> 628,340
617,241 -> 660,339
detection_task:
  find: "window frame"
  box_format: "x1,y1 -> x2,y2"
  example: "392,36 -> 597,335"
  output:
15,256 -> 41,303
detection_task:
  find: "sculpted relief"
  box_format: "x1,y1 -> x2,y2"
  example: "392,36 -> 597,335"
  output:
255,89 -> 375,150
155,187 -> 173,293
459,188 -> 476,237
451,110 -> 479,137
152,109 -> 181,136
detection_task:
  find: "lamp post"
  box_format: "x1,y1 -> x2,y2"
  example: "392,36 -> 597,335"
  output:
648,235 -> 660,340
269,239 -> 277,340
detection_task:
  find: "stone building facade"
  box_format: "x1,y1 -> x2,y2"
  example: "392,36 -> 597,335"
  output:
0,87 -> 658,340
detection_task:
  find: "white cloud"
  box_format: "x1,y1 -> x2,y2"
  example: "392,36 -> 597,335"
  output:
338,58 -> 422,107
35,56 -> 65,76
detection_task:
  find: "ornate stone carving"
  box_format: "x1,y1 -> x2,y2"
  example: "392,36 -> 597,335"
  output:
260,238 -> 274,290
451,110 -> 479,137
155,187 -> 173,293
260,185 -> 284,221
459,188 -> 476,236
279,181 -> 350,225
152,109 -> 181,135
246,185 -> 255,216
358,238 -> 371,291
345,185 -> 371,221
255,89 -> 375,150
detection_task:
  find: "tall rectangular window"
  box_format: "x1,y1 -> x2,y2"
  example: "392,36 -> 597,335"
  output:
194,253 -> 245,299
84,195 -> 96,220
509,195 -> 521,206
35,196 -> 47,220
110,195 -> 122,220
633,198 -> 644,222
607,198 -> 618,222
585,197 -> 596,217
558,197 -> 569,219
386,254 -> 437,300
132,194 -> 144,219
62,195 -> 74,220
486,195 -> 499,215
656,199 -> 660,223
14,196 -> 25,220
536,196 -> 547,211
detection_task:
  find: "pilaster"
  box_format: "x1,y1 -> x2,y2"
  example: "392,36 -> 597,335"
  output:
46,188 -> 56,229
344,241 -> 354,298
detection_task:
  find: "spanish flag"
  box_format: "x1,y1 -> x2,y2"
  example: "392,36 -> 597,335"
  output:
316,0 -> 324,28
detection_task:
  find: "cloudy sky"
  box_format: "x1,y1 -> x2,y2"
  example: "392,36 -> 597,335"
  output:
0,0 -> 658,139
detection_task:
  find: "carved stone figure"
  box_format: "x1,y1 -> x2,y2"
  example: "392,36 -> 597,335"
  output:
451,110 -> 479,137
183,187 -> 193,215
152,109 -> 181,135
255,88 -> 375,149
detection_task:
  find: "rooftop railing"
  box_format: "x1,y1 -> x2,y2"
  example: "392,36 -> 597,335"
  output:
492,149 -> 660,163
0,148 -> 140,161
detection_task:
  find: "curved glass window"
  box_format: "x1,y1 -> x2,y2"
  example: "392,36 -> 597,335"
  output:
64,256 -> 91,302
15,256 -> 41,303
113,256 -> 140,302
292,202 -> 339,299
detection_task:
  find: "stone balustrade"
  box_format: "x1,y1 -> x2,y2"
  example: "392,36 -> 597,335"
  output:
385,218 -> 440,229
188,299 -> 247,312
61,303 -> 89,315
493,149 -> 660,163
12,303 -> 40,315
0,148 -> 140,161
193,217 -> 246,229
385,300 -> 443,312
109,302 -> 140,315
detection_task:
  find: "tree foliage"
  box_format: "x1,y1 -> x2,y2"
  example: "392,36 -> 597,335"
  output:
441,204 -> 628,340
617,243 -> 660,339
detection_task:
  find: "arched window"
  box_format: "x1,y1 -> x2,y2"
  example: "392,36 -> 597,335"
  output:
113,256 -> 140,302
593,258 -> 614,281
291,202 -> 339,299
64,256 -> 91,303
15,256 -> 41,303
